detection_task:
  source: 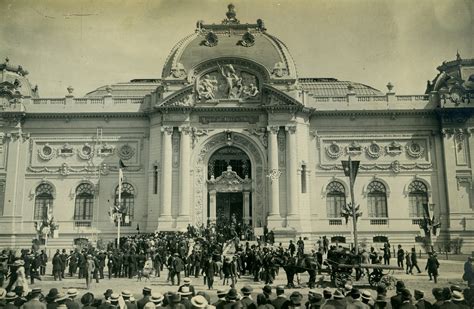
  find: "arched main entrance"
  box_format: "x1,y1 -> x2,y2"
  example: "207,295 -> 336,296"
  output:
207,147 -> 252,224
192,131 -> 267,228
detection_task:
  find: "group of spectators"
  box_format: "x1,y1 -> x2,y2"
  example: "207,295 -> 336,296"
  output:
1,278 -> 474,309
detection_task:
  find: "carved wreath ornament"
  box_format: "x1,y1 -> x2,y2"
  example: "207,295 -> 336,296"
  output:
203,32 -> 218,47
366,142 -> 382,159
78,143 -> 93,160
38,143 -> 55,161
239,31 -> 255,47
326,142 -> 343,159
406,141 -> 425,158
118,144 -> 135,160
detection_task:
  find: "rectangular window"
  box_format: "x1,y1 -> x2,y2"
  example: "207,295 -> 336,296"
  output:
154,166 -> 158,194
301,165 -> 307,193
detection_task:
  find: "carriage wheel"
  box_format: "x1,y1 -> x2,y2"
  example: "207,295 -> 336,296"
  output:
368,271 -> 381,287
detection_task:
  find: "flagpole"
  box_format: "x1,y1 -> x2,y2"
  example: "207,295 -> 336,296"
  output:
117,169 -> 122,249
348,157 -> 359,254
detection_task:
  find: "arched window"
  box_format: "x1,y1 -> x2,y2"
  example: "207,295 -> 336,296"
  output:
74,183 -> 94,225
326,181 -> 346,218
367,181 -> 388,218
34,183 -> 54,220
408,181 -> 428,217
115,183 -> 135,225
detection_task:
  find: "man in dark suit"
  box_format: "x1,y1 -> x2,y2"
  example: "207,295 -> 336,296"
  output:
52,251 -> 63,281
172,253 -> 185,286
399,289 -> 416,309
272,286 -> 289,309
390,281 -> 406,309
410,248 -> 421,274
137,287 -> 151,309
22,288 -> 46,309
240,286 -> 256,309
414,290 -> 432,309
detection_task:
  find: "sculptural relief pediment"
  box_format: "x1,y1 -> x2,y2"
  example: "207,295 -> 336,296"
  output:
196,63 -> 260,102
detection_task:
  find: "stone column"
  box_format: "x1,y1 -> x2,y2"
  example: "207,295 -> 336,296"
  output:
286,125 -> 300,225
267,125 -> 281,228
209,190 -> 217,223
177,126 -> 191,228
243,191 -> 251,224
159,126 -> 173,229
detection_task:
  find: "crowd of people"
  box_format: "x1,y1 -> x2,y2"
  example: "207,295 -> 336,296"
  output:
0,221 -> 474,309
0,278 -> 473,309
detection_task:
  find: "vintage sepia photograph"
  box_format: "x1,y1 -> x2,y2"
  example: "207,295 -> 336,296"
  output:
0,0 -> 473,307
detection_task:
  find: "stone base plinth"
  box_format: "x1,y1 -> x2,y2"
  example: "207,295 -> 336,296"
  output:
176,216 -> 191,231
157,216 -> 174,231
267,215 -> 284,229
272,227 -> 297,247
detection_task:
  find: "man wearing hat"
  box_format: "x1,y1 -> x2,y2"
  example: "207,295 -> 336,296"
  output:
431,288 -> 443,309
109,294 -> 120,309
122,291 -> 138,309
307,291 -> 324,309
190,295 -> 208,309
240,286 -> 256,309
347,289 -> 369,309
361,291 -> 373,309
4,292 -> 18,309
425,253 -> 440,283
137,287 -> 152,309
98,290 -> 114,309
463,256 -> 474,286
203,256 -> 219,290
216,289 -> 239,309
168,293 -> 184,309
413,290 -> 431,309
145,293 -> 164,309
179,287 -> 193,309
451,291 -> 468,309
178,278 -> 196,297
391,281 -> 406,309
399,289 -> 415,309
172,253 -> 185,286
282,291 -> 303,309
373,295 -> 388,309
272,286 -> 288,309
262,286 -> 272,304
80,293 -> 95,309
65,289 -> 80,309
22,288 -> 46,309
212,290 -> 228,308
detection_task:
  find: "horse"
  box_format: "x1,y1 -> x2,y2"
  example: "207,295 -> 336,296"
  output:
273,253 -> 318,288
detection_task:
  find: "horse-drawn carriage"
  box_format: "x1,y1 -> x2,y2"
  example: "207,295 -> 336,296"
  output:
324,252 -> 402,288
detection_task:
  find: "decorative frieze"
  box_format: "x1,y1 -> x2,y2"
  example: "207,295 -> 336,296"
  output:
38,144 -> 55,161
366,141 -> 383,159
319,161 -> 432,173
199,115 -> 259,124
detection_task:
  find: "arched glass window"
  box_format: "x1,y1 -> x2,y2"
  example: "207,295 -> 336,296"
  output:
326,181 -> 346,218
34,183 -> 54,220
74,183 -> 94,223
367,181 -> 388,218
115,183 -> 135,224
408,181 -> 428,217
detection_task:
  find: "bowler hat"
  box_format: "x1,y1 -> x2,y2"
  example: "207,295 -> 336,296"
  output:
81,293 -> 95,306
262,285 -> 272,295
241,286 -> 253,295
46,288 -> 59,301
170,293 -> 181,303
226,289 -> 238,300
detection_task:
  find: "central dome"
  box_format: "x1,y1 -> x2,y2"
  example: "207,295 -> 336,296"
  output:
161,4 -> 298,81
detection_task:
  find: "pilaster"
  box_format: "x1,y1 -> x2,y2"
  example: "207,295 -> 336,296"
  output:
267,125 -> 282,228
177,126 -> 192,229
158,126 -> 173,229
285,125 -> 300,228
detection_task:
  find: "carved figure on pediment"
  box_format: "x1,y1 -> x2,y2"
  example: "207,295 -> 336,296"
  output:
243,83 -> 259,99
197,74 -> 218,100
271,62 -> 288,78
218,64 -> 242,98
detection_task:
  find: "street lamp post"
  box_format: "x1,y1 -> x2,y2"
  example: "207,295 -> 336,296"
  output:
341,157 -> 361,253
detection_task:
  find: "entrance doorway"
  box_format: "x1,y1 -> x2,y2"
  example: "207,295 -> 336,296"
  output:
216,192 -> 243,223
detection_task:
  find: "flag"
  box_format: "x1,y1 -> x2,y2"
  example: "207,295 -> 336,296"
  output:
341,157 -> 360,184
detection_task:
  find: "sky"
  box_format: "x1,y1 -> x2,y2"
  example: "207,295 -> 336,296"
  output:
0,0 -> 472,97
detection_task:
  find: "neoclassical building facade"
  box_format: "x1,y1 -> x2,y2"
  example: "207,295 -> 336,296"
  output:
1,6 -> 473,250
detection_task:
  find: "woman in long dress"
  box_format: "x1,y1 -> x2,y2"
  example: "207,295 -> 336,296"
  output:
13,259 -> 28,294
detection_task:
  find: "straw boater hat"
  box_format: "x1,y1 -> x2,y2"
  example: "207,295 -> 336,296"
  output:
5,292 -> 17,301
179,286 -> 193,296
183,277 -> 192,284
55,294 -> 68,303
67,289 -> 78,298
121,291 -> 132,298
170,293 -> 181,304
452,291 -> 464,302
362,291 -> 372,301
190,295 -> 208,308
110,294 -> 120,302
149,293 -> 164,303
